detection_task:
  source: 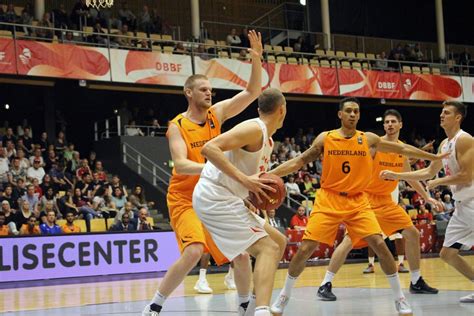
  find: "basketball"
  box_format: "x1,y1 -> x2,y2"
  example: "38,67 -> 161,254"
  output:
249,173 -> 286,211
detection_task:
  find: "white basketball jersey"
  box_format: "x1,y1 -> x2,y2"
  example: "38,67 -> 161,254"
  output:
200,118 -> 274,199
441,129 -> 474,201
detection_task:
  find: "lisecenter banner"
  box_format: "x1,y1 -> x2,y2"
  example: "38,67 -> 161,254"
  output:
0,38 -> 470,102
0,231 -> 180,282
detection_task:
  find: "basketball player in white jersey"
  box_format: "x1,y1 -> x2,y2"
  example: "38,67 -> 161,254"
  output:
193,88 -> 288,316
381,101 -> 473,303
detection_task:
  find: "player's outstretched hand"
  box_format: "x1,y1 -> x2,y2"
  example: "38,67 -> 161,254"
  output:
379,170 -> 398,180
242,172 -> 277,204
426,197 -> 444,212
433,151 -> 451,160
247,30 -> 263,59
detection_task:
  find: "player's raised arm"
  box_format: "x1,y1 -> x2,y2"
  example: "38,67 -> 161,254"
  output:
201,121 -> 276,202
368,132 -> 449,161
212,30 -> 263,123
167,123 -> 205,175
270,132 -> 325,178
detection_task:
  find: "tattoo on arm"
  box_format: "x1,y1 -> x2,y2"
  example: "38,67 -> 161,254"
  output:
301,145 -> 322,165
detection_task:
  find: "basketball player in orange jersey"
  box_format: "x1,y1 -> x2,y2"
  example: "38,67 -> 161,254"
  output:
143,30 -> 265,316
381,101 -> 473,303
316,109 -> 439,303
270,97 -> 449,315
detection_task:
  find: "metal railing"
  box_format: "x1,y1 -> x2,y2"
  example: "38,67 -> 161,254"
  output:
123,125 -> 167,137
285,191 -> 311,217
122,142 -> 170,186
94,116 -> 121,141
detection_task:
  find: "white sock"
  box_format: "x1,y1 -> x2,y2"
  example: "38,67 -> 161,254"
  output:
238,294 -> 250,305
151,290 -> 166,306
398,255 -> 404,265
368,256 -> 375,265
281,273 -> 298,297
245,294 -> 256,315
410,269 -> 421,284
321,270 -> 335,286
227,266 -> 234,278
199,268 -> 207,281
255,306 -> 271,315
386,273 -> 405,300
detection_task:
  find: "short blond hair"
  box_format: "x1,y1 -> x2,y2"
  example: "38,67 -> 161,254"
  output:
184,74 -> 209,91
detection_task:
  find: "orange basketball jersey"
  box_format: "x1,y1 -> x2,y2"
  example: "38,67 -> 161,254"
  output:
321,130 -> 372,195
167,107 -> 221,196
365,147 -> 405,196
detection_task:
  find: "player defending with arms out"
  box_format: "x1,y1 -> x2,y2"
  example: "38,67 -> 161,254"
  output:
270,97 -> 449,315
316,109 -> 439,303
381,101 -> 473,303
193,88 -> 288,316
143,30 -> 264,315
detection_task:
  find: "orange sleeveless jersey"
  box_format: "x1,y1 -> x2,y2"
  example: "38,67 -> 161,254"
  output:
365,145 -> 405,196
167,107 -> 221,196
321,130 -> 372,194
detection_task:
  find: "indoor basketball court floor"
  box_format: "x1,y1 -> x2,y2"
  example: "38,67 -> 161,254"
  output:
1,257 -> 473,315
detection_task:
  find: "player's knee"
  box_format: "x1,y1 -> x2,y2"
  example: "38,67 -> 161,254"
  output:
402,226 -> 419,241
298,240 -> 317,258
233,252 -> 250,265
274,232 -> 288,254
184,243 -> 204,263
440,247 -> 456,262
366,234 -> 386,250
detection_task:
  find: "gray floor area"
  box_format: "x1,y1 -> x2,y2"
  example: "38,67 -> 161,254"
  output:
3,287 -> 473,316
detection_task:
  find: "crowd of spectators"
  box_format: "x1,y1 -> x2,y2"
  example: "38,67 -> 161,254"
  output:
0,121 -> 156,237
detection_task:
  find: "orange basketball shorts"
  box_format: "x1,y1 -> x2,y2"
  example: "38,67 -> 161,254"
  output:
303,189 -> 382,247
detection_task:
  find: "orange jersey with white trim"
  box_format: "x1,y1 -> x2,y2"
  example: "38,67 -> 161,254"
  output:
321,130 -> 372,194
365,146 -> 405,196
167,107 -> 221,196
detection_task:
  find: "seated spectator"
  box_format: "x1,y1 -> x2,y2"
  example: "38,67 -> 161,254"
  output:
61,211 -> 81,233
267,209 -> 285,229
0,148 -> 10,186
27,159 -> 46,184
290,206 -> 308,230
125,120 -> 144,136
66,151 -> 81,176
195,44 -> 211,60
17,149 -> 30,169
134,207 -> 152,231
69,0 -> 89,29
139,5 -> 152,33
52,4 -> 70,29
13,178 -> 27,202
19,215 -> 40,235
21,185 -> 40,215
226,28 -> 241,47
1,185 -> 17,210
2,127 -> 16,145
78,194 -> 105,231
300,174 -> 316,199
32,178 -> 43,198
4,4 -> 19,24
13,200 -> 34,230
63,143 -> 75,162
111,187 -> 127,209
37,131 -> 50,153
5,140 -> 16,159
237,49 -> 248,61
416,204 -> 433,224
151,8 -> 163,34
40,189 -> 59,219
285,175 -> 303,205
114,201 -> 135,225
118,2 -> 137,31
8,157 -> 26,187
29,148 -> 45,167
129,184 -> 153,210
76,159 -> 92,180
93,160 -> 107,181
110,212 -> 136,231
92,22 -> 109,46
109,175 -> 127,196
0,212 -> 9,236
174,42 -> 188,55
413,43 -> 423,62
50,163 -> 73,191
442,194 -> 455,214
44,149 -> 59,172
293,36 -> 309,53
36,12 -> 54,40
458,48 -> 471,66
20,6 -> 34,35
269,153 -> 280,170
1,200 -> 15,227
113,24 -> 133,47
375,51 -> 388,70
239,27 -> 250,48
54,131 -> 67,156
148,119 -> 162,136
62,31 -> 76,44
89,151 -> 97,169
40,210 -> 62,235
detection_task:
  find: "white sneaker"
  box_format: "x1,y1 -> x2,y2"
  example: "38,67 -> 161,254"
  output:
224,273 -> 236,290
395,297 -> 412,315
460,293 -> 474,303
194,279 -> 213,294
142,304 -> 160,315
271,293 -> 290,314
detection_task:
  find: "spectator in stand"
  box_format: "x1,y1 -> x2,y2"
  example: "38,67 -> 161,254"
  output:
458,48 -> 471,66
70,0 -> 90,30
267,209 -> 285,229
16,139 -> 29,157
1,200 -> 15,224
195,44 -> 210,60
442,194 -> 455,214
44,149 -> 58,172
40,188 -> 59,217
148,119 -> 162,136
289,144 -> 302,159
414,43 -> 424,62
40,173 -> 54,193
285,175 -> 303,206
36,12 -> 54,41
134,207 -> 152,231
125,120 -> 144,136
13,200 -> 34,230
226,28 -> 242,46
89,151 -> 97,169
50,162 -> 73,191
77,173 -> 95,199
114,201 -> 135,225
8,157 -> 26,187
54,131 -> 67,156
111,187 -> 127,210
2,127 -> 16,145
174,42 -> 188,55
16,149 -> 30,170
37,132 -> 49,154
39,210 -> 62,235
269,153 -> 280,170
66,151 -> 81,176
13,178 -> 27,203
93,161 -> 107,181
110,212 -> 136,231
92,22 -> 109,46
139,5 -> 153,33
375,51 -> 388,70
239,27 -> 250,48
2,186 -> 17,210
109,175 -> 127,196
4,4 -> 19,24
0,212 -> 10,236
62,31 -> 76,44
61,211 -> 81,233
76,159 -> 92,180
290,206 -> 308,230
293,36 -> 309,53
29,148 -> 44,167
129,184 -> 153,210
32,178 -> 43,198
118,2 -> 137,31
237,49 -> 248,61
21,185 -> 40,215
416,204 -> 433,224
63,143 -> 75,162
52,4 -> 70,29
5,141 -> 16,159
20,215 -> 40,235
39,199 -> 58,224
27,159 -> 46,184
20,5 -> 34,35
151,8 -> 163,34
300,174 -> 316,200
